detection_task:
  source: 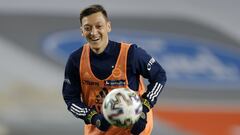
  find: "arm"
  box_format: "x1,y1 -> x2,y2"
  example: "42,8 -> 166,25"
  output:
133,45 -> 167,111
62,53 -> 110,131
62,54 -> 92,123
130,44 -> 167,134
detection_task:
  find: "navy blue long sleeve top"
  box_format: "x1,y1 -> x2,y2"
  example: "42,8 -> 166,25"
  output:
62,40 -> 166,120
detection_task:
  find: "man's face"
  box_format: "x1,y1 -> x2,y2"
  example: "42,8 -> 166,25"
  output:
81,12 -> 111,52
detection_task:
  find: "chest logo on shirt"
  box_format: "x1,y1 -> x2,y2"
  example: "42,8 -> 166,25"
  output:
112,68 -> 122,78
82,80 -> 99,86
147,57 -> 156,71
104,80 -> 126,86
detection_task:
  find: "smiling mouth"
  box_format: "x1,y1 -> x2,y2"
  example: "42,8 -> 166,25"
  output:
90,37 -> 100,42
92,39 -> 99,41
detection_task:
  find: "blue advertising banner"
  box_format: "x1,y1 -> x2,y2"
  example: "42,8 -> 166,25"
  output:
43,29 -> 240,89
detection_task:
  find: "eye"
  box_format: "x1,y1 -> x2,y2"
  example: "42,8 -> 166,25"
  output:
96,25 -> 103,29
84,26 -> 91,31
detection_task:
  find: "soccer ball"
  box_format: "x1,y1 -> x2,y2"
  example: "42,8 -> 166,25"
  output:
102,87 -> 142,127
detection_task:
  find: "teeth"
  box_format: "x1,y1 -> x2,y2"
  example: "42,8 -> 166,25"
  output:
92,38 -> 99,41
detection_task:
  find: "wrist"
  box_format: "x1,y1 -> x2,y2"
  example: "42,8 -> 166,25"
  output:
141,98 -> 151,112
86,110 -> 98,124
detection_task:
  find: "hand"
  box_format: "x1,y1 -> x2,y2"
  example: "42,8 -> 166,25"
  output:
131,98 -> 150,135
131,111 -> 147,135
86,110 -> 110,131
91,113 -> 111,131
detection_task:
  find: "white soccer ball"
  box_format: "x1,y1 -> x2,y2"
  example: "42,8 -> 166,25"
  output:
102,87 -> 142,127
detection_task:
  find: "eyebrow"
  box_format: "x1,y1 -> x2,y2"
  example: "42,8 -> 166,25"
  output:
83,21 -> 104,26
83,24 -> 91,27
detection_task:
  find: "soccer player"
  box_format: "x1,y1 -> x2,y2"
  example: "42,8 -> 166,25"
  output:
62,4 -> 167,135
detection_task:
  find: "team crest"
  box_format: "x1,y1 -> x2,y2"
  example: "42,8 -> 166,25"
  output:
112,68 -> 122,78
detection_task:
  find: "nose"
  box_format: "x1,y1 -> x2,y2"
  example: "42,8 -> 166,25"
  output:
90,26 -> 97,35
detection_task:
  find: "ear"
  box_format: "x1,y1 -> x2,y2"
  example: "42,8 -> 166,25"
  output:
107,21 -> 111,32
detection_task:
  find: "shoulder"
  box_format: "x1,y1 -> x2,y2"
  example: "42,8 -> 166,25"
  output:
69,47 -> 83,59
128,43 -> 147,56
128,43 -> 153,64
67,47 -> 84,67
127,43 -> 144,62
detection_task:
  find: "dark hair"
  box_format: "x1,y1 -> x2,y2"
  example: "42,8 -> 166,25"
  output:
80,4 -> 109,25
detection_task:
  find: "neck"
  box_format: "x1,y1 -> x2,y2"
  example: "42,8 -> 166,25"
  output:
90,40 -> 109,54
92,48 -> 104,54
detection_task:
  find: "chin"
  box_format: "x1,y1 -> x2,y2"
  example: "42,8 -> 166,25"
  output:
89,43 -> 101,48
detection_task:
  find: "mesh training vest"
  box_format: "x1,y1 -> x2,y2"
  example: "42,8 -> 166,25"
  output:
79,43 -> 153,135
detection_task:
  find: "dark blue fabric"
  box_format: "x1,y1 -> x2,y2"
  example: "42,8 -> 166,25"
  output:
91,113 -> 111,131
62,40 -> 167,120
130,113 -> 147,135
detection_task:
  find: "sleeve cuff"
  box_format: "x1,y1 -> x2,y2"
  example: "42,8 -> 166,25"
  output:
86,110 -> 98,124
141,98 -> 151,112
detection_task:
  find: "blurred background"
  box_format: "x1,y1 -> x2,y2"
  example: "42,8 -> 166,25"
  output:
0,0 -> 240,135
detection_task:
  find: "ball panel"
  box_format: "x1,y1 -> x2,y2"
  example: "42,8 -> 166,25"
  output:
102,88 -> 142,127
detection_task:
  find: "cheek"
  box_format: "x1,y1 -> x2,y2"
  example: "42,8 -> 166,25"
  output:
102,29 -> 109,35
82,32 -> 89,37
